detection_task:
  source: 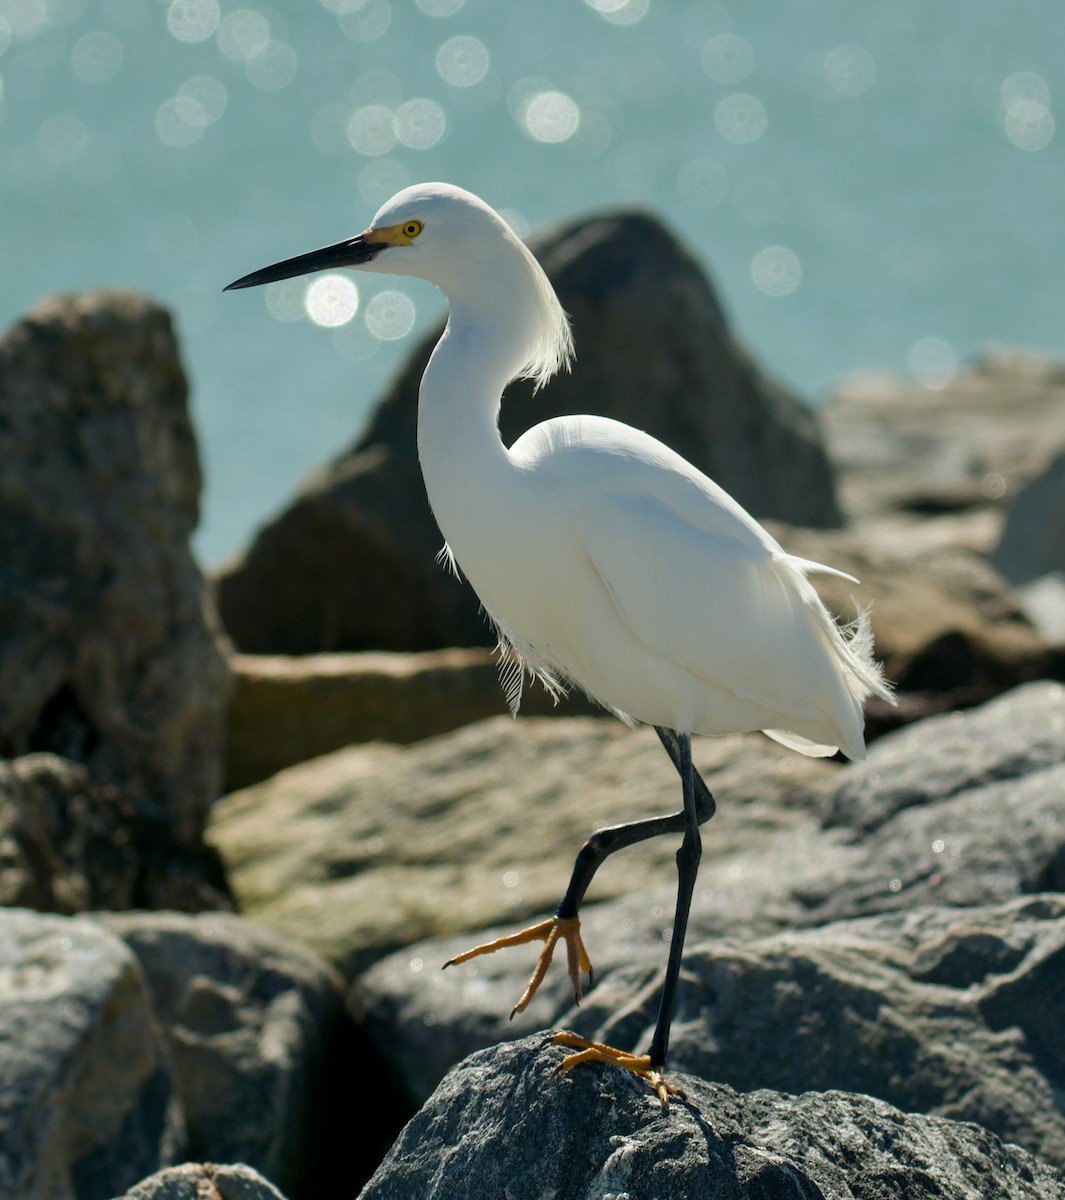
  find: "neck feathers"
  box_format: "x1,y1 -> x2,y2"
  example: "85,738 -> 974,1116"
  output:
447,225 -> 573,393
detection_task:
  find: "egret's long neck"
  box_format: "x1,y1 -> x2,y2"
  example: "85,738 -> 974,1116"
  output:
416,296 -> 524,548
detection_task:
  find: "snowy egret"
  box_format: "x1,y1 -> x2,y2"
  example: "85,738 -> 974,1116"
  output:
226,182 -> 893,1106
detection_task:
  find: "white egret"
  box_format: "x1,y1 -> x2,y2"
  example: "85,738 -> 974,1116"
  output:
225,182 -> 893,1106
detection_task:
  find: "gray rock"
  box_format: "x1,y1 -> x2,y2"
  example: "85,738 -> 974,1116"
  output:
356,1034 -> 1065,1199
209,717 -> 837,975
822,348 -> 1065,526
0,909 -> 184,1200
353,684 -> 1065,1162
809,680 -> 1065,918
0,292 -> 232,907
215,209 -> 841,655
992,449 -> 1065,586
117,1162 -> 287,1200
99,911 -> 351,1200
0,754 -> 226,913
358,898 -> 1065,1166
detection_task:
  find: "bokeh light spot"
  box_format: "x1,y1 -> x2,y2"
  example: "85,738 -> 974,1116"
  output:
348,103 -> 396,155
1004,99 -> 1054,151
394,97 -> 445,149
522,90 -> 580,144
217,8 -> 269,60
1001,70 -> 1050,109
999,72 -> 1053,151
264,278 -> 306,322
71,31 -> 123,83
584,0 -> 649,25
435,34 -> 488,87
305,274 -> 360,327
823,44 -> 876,96
245,40 -> 298,90
155,94 -> 208,147
166,0 -> 219,43
339,0 -> 391,40
751,246 -> 801,296
715,92 -> 766,143
365,289 -> 416,339
179,75 -> 227,124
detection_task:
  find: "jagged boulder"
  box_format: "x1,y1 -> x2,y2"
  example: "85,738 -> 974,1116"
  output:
0,909 -> 184,1200
0,292 -> 232,907
355,1035 -> 1065,1199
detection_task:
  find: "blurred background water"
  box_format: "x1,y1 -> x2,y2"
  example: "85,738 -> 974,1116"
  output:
2,0 -> 1060,566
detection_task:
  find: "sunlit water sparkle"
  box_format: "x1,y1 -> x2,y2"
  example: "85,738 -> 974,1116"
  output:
1,0 -> 1061,564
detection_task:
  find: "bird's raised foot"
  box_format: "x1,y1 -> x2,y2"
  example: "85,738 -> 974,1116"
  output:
443,915 -> 592,1016
551,1031 -> 681,1109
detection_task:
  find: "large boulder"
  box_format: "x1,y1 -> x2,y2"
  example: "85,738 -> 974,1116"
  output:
821,348 -> 1065,526
0,292 -> 232,907
353,683 -> 1065,1155
215,210 -> 842,654
208,717 -> 838,976
98,911 -> 358,1200
0,907 -> 378,1200
356,1034 -> 1064,1200
0,909 -> 184,1200
0,753 -> 227,912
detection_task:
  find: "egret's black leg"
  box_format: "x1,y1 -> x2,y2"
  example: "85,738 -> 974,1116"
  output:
445,725 -> 715,1039
647,730 -> 700,1070
552,728 -> 703,1106
554,726 -> 715,923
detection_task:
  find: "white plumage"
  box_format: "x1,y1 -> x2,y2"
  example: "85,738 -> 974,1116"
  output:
226,181 -> 894,1104
359,183 -> 892,759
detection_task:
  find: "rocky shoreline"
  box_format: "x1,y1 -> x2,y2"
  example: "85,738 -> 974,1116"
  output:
2,208 -> 1065,1199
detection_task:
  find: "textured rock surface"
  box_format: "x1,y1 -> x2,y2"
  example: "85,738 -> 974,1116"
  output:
117,1162 -> 287,1200
215,209 -> 841,654
0,753 -> 228,912
821,348 -> 1065,526
209,717 -> 837,975
99,911 -> 352,1200
0,909 -> 183,1200
354,684 -> 1065,1155
0,292 -> 232,907
356,1034 -> 1065,1200
357,898 -> 1065,1164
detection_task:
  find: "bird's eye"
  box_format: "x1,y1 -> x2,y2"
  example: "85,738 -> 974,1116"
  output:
402,220 -> 424,239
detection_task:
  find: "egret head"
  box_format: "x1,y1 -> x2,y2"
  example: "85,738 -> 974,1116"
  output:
225,182 -> 572,388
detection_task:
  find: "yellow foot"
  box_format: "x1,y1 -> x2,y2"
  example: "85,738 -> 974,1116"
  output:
552,1032 -> 681,1109
443,916 -> 593,1016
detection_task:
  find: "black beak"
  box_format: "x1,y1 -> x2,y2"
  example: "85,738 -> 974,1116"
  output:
224,232 -> 389,291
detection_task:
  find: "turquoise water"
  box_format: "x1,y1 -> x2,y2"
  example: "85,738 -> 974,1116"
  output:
3,0 -> 1060,565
